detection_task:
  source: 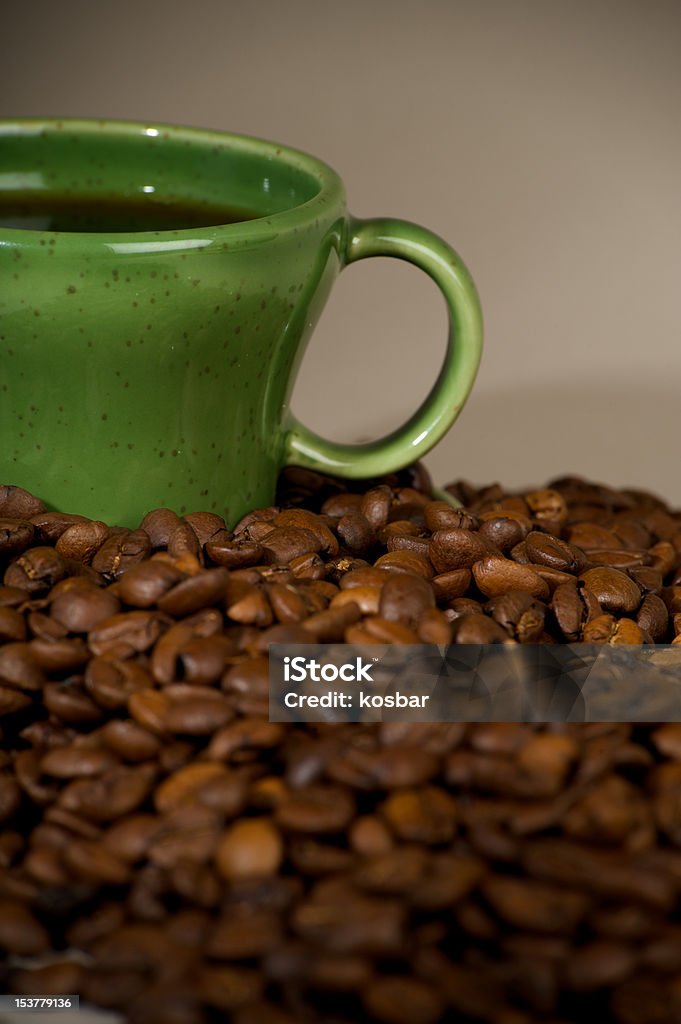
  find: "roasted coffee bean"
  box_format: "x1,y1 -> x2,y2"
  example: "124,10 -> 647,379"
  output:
226,585 -> 273,627
168,521 -> 202,561
303,601 -> 361,641
140,508 -> 184,548
361,486 -> 393,528
0,641 -> 45,691
183,511 -> 228,548
345,617 -> 419,644
330,585 -> 381,615
5,546 -> 66,592
374,550 -> 433,579
85,657 -> 153,710
40,742 -> 116,779
431,567 -> 472,602
446,598 -> 483,618
215,819 -> 283,881
482,875 -> 589,933
150,612 -> 223,685
275,785 -> 355,833
163,690 -> 233,736
472,557 -> 550,600
363,976 -> 444,1024
386,533 -> 431,559
55,520 -> 110,562
524,530 -> 576,571
116,560 -> 186,607
91,529 -> 152,576
525,488 -> 568,531
579,567 -> 642,615
0,584 -> 28,607
206,535 -> 264,569
340,567 -> 391,590
0,775 -> 22,823
3,472 -> 681,1023
423,501 -> 478,533
416,607 -> 453,643
51,583 -> 121,632
99,719 -> 162,762
585,548 -> 651,570
28,512 -> 91,544
349,815 -> 394,856
327,744 -> 437,789
62,839 -> 131,885
89,610 -> 168,658
158,567 -> 229,616
0,518 -> 36,558
260,526 -> 322,565
637,593 -> 669,643
233,506 -> 280,537
9,958 -> 84,998
336,513 -> 377,556
380,786 -> 457,843
0,485 -> 45,519
33,636 -> 89,678
0,898 -> 50,955
429,528 -> 491,572
379,573 -> 435,625
292,890 -> 405,954
274,509 -> 339,556
451,611 -> 513,644
478,511 -> 531,552
59,764 -> 155,822
486,590 -> 545,642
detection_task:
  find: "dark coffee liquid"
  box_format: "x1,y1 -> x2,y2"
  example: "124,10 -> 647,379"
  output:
0,193 -> 259,232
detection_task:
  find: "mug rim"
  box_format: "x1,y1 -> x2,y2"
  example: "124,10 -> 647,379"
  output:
0,117 -> 346,247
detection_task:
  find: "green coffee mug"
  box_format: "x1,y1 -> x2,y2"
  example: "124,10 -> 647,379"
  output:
0,118 -> 483,527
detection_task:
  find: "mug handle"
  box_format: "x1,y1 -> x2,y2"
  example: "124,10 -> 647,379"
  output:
285,216 -> 483,478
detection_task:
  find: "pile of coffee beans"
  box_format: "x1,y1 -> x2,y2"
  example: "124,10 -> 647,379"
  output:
2,467 -> 681,1023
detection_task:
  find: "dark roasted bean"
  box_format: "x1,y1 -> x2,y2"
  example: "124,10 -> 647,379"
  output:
5,546 -> 66,592
0,485 -> 45,519
637,593 -> 669,642
0,898 -> 50,955
215,819 -> 283,881
89,610 -> 168,658
205,536 -> 264,569
168,521 -> 202,560
429,528 -> 491,572
486,590 -> 545,642
579,566 -> 642,614
478,511 -> 531,551
91,529 -> 152,576
158,568 -> 229,616
99,719 -> 162,762
0,518 -> 36,558
85,657 -> 153,710
139,508 -> 184,548
360,486 -> 392,528
451,612 -> 513,644
374,550 -> 433,578
472,557 -> 550,600
524,530 -> 576,571
336,513 -> 377,557
3,471 -> 681,1023
55,520 -> 110,562
51,583 -> 121,632
0,642 -> 45,691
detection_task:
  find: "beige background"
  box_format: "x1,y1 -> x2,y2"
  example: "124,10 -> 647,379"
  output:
3,0 -> 681,502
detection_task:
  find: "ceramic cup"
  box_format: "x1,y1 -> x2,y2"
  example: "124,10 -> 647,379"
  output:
0,119 -> 483,527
